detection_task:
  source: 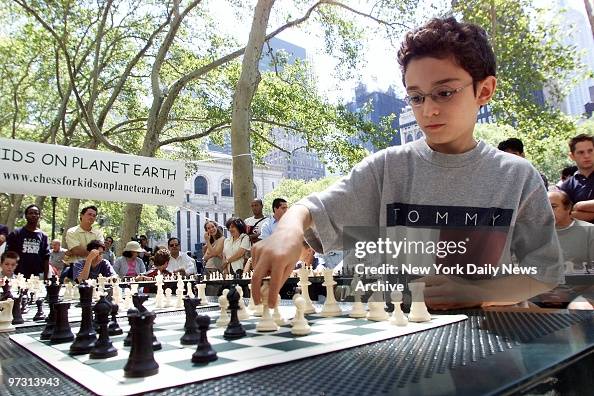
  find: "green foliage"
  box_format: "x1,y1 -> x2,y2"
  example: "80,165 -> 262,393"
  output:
262,176 -> 342,216
454,0 -> 586,181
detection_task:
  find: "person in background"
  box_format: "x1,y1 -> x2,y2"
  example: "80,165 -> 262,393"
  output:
138,234 -> 152,270
103,236 -> 115,265
259,198 -> 288,239
73,240 -> 116,282
5,204 -> 50,279
557,165 -> 578,187
222,217 -> 250,277
0,224 -> 8,256
167,237 -> 196,276
202,220 -> 225,277
244,199 -> 267,244
0,251 -> 19,279
136,248 -> 171,280
113,241 -> 145,278
559,134 -> 594,222
49,239 -> 67,277
498,138 -> 548,190
64,205 -> 104,266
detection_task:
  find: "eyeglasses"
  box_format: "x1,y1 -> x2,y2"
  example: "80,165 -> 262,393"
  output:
169,244 -> 179,247
404,82 -> 473,107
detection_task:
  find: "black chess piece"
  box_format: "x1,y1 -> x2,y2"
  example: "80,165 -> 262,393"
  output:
28,291 -> 35,305
33,299 -> 45,321
40,276 -> 60,340
180,297 -> 200,345
108,302 -> 123,336
1,279 -> 13,301
191,314 -> 218,364
223,288 -> 246,340
124,307 -> 159,378
129,293 -> 160,350
50,302 -> 74,344
70,282 -> 97,355
11,292 -> 24,325
89,295 -> 117,359
20,289 -> 29,315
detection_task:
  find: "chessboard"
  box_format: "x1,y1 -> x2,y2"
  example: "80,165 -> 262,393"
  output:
16,296 -> 219,329
10,304 -> 467,396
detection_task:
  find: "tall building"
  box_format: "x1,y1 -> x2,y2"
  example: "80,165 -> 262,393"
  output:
211,37 -> 326,180
346,84 -> 407,151
166,152 -> 283,254
399,106 -> 423,143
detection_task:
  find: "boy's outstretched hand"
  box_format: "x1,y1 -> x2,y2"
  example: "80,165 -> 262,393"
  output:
250,205 -> 312,308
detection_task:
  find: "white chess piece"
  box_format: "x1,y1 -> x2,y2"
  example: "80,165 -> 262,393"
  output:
389,291 -> 408,326
320,269 -> 341,317
256,282 -> 278,332
349,275 -> 367,318
0,299 -> 15,332
272,294 -> 288,326
298,267 -> 316,314
408,282 -> 431,322
366,291 -> 389,321
164,288 -> 173,308
176,274 -> 184,294
186,282 -> 195,298
291,296 -> 311,336
130,283 -> 139,295
236,285 -> 249,320
247,283 -> 263,316
216,292 -> 230,327
123,288 -> 133,310
175,287 -> 184,308
196,283 -> 207,305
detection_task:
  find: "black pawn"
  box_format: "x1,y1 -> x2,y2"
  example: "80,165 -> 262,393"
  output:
40,277 -> 61,340
89,296 -> 117,359
180,297 -> 200,345
108,303 -> 123,336
50,302 -> 74,344
0,279 -> 13,301
11,293 -> 24,325
20,290 -> 29,314
191,314 -> 217,364
70,282 -> 96,355
124,308 -> 159,378
224,288 -> 246,340
28,291 -> 35,305
33,299 -> 45,321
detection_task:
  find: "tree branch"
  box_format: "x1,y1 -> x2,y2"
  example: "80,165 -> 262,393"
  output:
250,129 -> 290,154
158,122 -> 229,146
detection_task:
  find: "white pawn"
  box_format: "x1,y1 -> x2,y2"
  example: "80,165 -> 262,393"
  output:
408,282 -> 431,322
291,296 -> 311,336
320,269 -> 341,317
256,282 -> 278,332
175,288 -> 184,308
164,288 -> 173,308
216,292 -> 230,327
349,274 -> 366,318
236,285 -> 249,320
297,267 -> 316,314
272,294 -> 288,326
112,284 -> 122,305
123,288 -> 133,310
130,283 -> 139,295
196,283 -> 206,305
186,282 -> 195,298
367,292 -> 389,321
390,291 -> 408,326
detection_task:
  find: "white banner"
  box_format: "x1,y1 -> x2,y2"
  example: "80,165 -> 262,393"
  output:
0,138 -> 185,206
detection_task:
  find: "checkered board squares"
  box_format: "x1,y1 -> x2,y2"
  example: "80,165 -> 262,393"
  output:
16,299 -> 218,329
10,305 -> 467,396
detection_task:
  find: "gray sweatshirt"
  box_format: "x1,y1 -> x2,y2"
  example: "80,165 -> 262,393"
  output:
299,139 -> 563,285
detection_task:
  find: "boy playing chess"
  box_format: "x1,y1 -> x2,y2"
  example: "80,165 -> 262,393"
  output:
136,248 -> 172,280
251,17 -> 564,310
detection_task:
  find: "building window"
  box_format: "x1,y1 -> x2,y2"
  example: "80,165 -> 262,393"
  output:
221,179 -> 233,197
253,183 -> 257,198
194,176 -> 208,195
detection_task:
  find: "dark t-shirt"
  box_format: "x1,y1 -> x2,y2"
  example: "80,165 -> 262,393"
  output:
0,224 -> 8,237
559,172 -> 594,204
73,258 -> 115,280
5,227 -> 50,277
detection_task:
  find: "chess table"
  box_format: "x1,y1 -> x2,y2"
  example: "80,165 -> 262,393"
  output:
0,300 -> 593,396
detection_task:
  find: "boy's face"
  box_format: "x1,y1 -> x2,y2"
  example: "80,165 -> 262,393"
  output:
1,258 -> 18,277
404,56 -> 496,153
570,141 -> 594,170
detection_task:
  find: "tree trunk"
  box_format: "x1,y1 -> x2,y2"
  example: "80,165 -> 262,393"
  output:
35,196 -> 46,212
5,194 -> 24,230
62,198 -> 80,245
231,0 -> 276,219
585,0 -> 594,40
119,203 -> 142,255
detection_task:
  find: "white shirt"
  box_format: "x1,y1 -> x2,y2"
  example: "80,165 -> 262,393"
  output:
223,234 -> 250,272
244,216 -> 267,234
168,253 -> 196,274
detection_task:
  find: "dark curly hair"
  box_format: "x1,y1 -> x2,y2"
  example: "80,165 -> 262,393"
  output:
397,17 -> 496,93
225,217 -> 247,235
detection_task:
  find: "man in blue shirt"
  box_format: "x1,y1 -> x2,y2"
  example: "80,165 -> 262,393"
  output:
259,198 -> 288,239
560,134 -> 594,223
